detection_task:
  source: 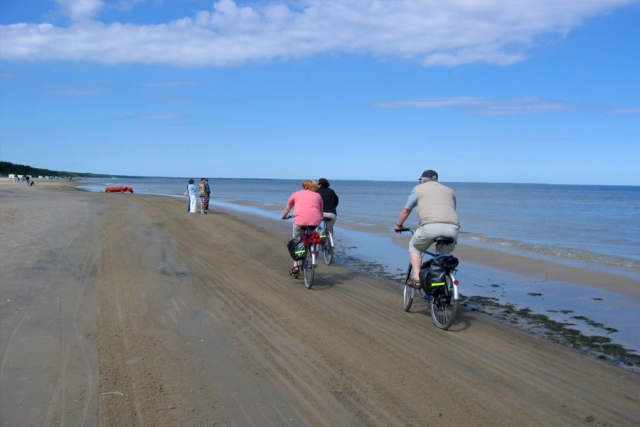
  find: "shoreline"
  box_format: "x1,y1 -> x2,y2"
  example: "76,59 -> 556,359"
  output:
210,195 -> 640,296
65,176 -> 640,281
11,179 -> 640,292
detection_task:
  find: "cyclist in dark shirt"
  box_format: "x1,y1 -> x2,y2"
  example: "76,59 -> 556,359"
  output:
317,178 -> 339,231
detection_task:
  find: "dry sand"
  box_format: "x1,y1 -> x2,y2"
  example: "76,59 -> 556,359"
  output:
1,180 -> 639,426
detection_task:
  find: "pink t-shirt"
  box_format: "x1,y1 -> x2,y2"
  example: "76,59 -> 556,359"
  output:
288,190 -> 324,226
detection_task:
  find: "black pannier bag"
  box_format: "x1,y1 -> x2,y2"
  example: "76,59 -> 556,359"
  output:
438,255 -> 459,271
419,255 -> 459,295
287,236 -> 306,260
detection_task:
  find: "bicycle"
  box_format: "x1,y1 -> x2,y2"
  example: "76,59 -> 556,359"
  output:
286,217 -> 321,289
396,228 -> 460,330
318,217 -> 335,265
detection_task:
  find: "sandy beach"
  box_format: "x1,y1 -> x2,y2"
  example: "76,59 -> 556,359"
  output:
1,180 -> 639,426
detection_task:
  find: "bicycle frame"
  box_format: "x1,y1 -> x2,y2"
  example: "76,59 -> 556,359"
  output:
448,270 -> 460,300
326,230 -> 334,248
308,237 -> 318,266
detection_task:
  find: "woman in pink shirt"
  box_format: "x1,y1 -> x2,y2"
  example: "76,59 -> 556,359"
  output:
282,180 -> 324,275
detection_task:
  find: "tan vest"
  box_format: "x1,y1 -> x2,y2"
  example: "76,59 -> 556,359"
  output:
415,182 -> 459,227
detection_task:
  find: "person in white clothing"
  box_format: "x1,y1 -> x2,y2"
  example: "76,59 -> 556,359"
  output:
187,179 -> 198,213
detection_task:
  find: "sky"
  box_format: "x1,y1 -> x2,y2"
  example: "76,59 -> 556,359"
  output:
1,0 -> 639,185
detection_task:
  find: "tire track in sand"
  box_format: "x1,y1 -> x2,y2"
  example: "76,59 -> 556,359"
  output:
41,205 -> 102,427
0,187 -> 102,427
94,197 -> 219,427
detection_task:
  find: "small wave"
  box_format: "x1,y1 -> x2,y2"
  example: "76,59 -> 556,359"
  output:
463,233 -> 640,270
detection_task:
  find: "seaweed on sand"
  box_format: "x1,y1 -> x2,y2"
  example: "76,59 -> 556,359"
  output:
462,296 -> 640,373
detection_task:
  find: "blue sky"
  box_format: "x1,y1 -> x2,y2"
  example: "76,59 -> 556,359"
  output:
1,0 -> 639,184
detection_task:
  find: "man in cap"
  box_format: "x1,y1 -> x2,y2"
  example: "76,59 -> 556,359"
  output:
394,170 -> 460,286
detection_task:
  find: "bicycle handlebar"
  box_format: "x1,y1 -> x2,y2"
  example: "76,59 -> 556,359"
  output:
395,227 -> 414,234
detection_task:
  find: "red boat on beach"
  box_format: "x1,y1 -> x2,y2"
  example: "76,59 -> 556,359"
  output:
105,186 -> 134,193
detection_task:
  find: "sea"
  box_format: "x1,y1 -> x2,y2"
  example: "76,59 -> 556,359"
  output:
77,177 -> 640,356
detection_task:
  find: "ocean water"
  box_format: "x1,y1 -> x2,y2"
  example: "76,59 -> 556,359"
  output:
77,177 -> 640,354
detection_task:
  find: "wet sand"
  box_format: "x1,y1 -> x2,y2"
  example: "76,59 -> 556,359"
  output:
1,180 -> 639,426
209,198 -> 640,298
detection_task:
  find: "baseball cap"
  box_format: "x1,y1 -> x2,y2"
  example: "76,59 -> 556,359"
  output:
419,170 -> 438,181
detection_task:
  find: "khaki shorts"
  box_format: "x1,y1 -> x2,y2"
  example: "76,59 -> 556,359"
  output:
409,223 -> 459,255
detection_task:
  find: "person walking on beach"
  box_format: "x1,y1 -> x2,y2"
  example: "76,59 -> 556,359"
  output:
317,178 -> 339,231
198,178 -> 208,214
394,170 -> 460,286
187,179 -> 198,213
203,178 -> 211,210
282,180 -> 324,276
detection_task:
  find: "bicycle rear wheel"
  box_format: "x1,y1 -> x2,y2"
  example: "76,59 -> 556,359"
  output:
302,248 -> 315,289
322,232 -> 334,265
402,264 -> 414,312
430,273 -> 458,330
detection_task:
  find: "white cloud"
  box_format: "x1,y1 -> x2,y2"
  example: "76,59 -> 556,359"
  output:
1,0 -> 636,67
115,0 -> 148,13
57,0 -> 105,21
374,97 -> 572,115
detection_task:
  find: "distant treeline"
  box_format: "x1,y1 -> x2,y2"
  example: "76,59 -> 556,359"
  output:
0,161 -> 113,178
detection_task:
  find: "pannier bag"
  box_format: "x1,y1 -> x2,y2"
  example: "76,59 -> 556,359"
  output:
419,255 -> 459,295
287,236 -> 306,261
318,228 -> 328,245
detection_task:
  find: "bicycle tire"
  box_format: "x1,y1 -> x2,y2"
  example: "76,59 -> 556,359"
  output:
322,233 -> 334,265
402,264 -> 414,312
430,273 -> 458,330
302,248 -> 315,289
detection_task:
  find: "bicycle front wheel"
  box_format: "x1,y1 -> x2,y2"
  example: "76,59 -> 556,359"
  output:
322,233 -> 334,265
430,273 -> 458,330
302,249 -> 315,289
402,264 -> 414,312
